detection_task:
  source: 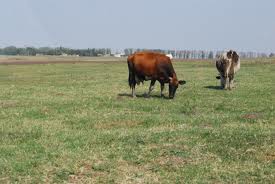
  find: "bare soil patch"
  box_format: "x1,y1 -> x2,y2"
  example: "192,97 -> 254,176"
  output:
0,57 -> 125,65
242,113 -> 262,120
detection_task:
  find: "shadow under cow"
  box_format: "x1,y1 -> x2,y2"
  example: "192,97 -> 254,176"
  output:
204,86 -> 223,90
117,93 -> 170,99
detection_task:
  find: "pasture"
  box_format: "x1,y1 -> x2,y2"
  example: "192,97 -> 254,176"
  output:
0,56 -> 274,183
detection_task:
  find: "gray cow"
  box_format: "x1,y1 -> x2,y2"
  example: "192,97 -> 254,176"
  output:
216,50 -> 240,89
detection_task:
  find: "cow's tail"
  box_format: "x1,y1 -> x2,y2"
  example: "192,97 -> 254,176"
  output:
127,55 -> 135,88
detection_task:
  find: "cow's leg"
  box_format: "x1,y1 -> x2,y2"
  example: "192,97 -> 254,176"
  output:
131,84 -> 136,98
223,77 -> 227,89
224,61 -> 232,90
147,80 -> 156,97
224,77 -> 230,89
220,76 -> 225,89
160,82 -> 165,97
229,79 -> 234,90
224,73 -> 229,89
229,74 -> 234,90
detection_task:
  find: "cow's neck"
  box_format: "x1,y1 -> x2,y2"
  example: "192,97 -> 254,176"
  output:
170,73 -> 178,84
172,73 -> 178,81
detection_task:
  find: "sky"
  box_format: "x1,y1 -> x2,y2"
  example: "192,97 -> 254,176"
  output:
0,0 -> 274,52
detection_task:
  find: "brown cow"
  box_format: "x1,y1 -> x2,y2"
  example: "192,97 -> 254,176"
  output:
216,50 -> 240,89
127,52 -> 186,99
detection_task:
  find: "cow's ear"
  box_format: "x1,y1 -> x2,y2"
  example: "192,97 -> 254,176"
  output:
232,51 -> 239,61
178,80 -> 186,85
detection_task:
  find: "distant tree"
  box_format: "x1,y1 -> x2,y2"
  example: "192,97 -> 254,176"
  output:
208,51 -> 214,59
16,47 -> 26,55
26,47 -> 37,56
269,53 -> 275,57
37,47 -> 51,55
201,51 -> 206,59
124,48 -> 131,56
3,46 -> 17,55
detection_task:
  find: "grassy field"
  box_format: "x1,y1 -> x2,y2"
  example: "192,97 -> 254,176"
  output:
0,56 -> 274,183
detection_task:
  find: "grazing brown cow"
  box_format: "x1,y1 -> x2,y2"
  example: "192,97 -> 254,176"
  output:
216,50 -> 240,89
127,52 -> 186,99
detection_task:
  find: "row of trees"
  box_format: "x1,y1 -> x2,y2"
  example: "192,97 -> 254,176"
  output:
0,46 -> 111,57
0,46 -> 273,59
124,48 -> 215,59
124,48 -> 273,59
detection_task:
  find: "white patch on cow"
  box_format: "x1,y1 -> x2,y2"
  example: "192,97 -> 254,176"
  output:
226,60 -> 231,77
166,54 -> 173,59
222,52 -> 228,60
234,58 -> 240,73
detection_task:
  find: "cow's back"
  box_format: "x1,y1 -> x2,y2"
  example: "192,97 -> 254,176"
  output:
130,52 -> 172,77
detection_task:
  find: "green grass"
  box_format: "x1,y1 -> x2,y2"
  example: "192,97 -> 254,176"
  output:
0,57 -> 274,183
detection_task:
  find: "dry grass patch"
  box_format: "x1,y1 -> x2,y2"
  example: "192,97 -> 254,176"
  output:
116,159 -> 160,184
0,100 -> 18,108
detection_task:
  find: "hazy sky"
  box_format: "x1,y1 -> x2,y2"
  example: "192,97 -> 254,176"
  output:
0,0 -> 274,52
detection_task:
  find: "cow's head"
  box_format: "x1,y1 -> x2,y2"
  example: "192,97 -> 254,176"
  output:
168,76 -> 186,99
226,50 -> 234,59
226,50 -> 239,61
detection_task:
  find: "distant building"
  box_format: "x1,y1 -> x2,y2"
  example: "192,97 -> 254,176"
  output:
113,53 -> 126,58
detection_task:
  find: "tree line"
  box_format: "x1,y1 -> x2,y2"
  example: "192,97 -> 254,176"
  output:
124,48 -> 273,59
0,46 -> 111,57
0,46 -> 273,59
